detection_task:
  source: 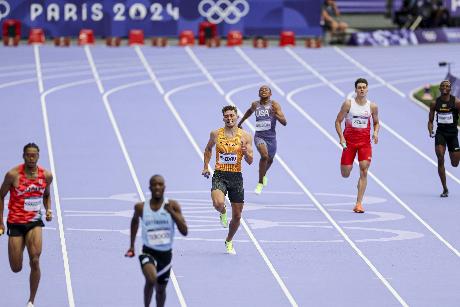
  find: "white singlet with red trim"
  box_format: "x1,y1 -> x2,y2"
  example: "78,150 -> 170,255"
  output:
344,98 -> 372,144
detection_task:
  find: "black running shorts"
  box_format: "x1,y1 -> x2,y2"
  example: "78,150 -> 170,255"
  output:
7,220 -> 44,237
211,170 -> 244,203
435,131 -> 459,152
138,245 -> 173,285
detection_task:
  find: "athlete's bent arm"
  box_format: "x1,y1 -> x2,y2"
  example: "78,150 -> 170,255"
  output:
371,103 -> 380,144
165,200 -> 188,236
0,171 -> 14,235
272,101 -> 287,126
428,101 -> 436,137
242,131 -> 254,165
238,102 -> 257,128
43,171 -> 53,222
335,100 -> 351,145
456,97 -> 460,111
125,203 -> 142,257
202,131 -> 217,178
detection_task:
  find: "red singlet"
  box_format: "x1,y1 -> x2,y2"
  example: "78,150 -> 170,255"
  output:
7,164 -> 47,224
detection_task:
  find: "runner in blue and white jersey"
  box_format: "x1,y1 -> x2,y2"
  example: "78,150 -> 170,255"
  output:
125,175 -> 187,307
238,85 -> 287,194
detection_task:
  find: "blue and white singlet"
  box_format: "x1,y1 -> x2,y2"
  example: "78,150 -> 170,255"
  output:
141,198 -> 175,251
254,100 -> 277,139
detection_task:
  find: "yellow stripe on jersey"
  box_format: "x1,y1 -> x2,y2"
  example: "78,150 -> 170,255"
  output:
215,127 -> 243,173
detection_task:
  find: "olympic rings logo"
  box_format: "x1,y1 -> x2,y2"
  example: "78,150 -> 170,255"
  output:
0,0 -> 10,21
198,0 -> 249,24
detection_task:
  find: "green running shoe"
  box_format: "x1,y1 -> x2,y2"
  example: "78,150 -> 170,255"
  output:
254,183 -> 264,195
263,176 -> 268,186
225,240 -> 236,255
220,210 -> 228,228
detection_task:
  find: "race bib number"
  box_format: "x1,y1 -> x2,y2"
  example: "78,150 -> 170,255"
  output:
438,113 -> 453,124
147,229 -> 171,246
219,153 -> 237,164
24,197 -> 42,212
352,116 -> 369,129
255,120 -> 271,131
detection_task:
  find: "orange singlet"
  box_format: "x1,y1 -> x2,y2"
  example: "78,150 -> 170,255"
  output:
8,164 -> 47,224
214,127 -> 244,173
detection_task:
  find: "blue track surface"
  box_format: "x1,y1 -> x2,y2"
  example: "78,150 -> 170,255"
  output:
1,44 -> 460,307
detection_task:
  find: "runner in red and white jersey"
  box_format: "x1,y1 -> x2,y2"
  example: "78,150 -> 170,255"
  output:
335,78 -> 380,213
0,143 -> 53,307
7,163 -> 47,224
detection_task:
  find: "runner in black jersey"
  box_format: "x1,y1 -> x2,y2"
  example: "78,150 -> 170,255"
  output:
428,80 -> 460,197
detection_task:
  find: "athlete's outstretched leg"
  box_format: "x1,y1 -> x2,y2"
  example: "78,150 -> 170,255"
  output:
266,157 -> 274,173
155,284 -> 167,307
341,165 -> 353,178
211,189 -> 228,228
257,143 -> 269,184
436,144 -> 448,196
25,226 -> 42,304
340,145 -> 356,178
142,263 -> 157,307
355,160 -> 370,212
8,235 -> 25,273
226,203 -> 243,242
211,190 -> 226,214
263,138 -> 276,185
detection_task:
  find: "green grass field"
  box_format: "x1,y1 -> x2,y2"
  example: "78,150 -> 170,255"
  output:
414,85 -> 440,107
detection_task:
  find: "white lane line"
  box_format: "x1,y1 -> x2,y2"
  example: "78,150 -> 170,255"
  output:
84,46 -> 104,94
289,47 -> 460,186
284,48 -> 344,96
234,47 -> 286,96
85,48 -> 186,307
102,80 -> 154,197
333,47 -> 406,97
0,78 -> 37,89
34,45 -> 44,93
35,45 -> 75,307
283,48 -> 460,258
185,47 -> 225,95
134,46 -> 165,94
136,46 -> 298,306
234,46 -> 409,306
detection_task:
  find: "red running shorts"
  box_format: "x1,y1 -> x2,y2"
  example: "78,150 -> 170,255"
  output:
341,142 -> 372,165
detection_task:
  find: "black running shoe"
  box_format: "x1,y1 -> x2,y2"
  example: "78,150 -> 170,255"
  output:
440,190 -> 449,197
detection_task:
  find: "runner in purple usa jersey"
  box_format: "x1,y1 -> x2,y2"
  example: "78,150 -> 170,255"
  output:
238,85 -> 287,194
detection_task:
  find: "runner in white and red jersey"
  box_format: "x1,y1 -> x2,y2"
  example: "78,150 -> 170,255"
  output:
335,78 -> 380,213
0,143 -> 53,307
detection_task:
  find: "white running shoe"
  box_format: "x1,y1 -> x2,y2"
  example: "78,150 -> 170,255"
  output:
26,302 -> 34,307
225,240 -> 236,255
254,183 -> 263,195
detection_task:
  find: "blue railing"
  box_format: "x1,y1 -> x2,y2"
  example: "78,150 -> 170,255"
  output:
336,0 -> 403,14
